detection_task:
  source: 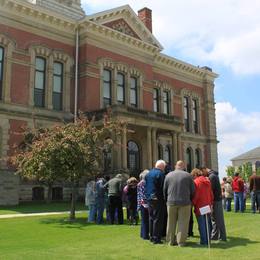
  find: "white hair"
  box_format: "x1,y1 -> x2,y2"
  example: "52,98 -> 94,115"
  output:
139,169 -> 149,180
155,160 -> 166,168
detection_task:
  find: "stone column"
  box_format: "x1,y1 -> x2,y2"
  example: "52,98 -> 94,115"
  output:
147,127 -> 152,168
171,132 -> 178,164
152,128 -> 157,165
177,133 -> 182,161
121,127 -> 127,169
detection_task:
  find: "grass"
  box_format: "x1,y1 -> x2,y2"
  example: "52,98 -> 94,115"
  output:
0,202 -> 86,215
0,209 -> 259,260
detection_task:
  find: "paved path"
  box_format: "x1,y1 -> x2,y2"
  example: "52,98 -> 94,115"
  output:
0,211 -> 85,219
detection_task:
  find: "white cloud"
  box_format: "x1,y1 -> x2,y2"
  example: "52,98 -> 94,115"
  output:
82,0 -> 260,75
216,102 -> 260,176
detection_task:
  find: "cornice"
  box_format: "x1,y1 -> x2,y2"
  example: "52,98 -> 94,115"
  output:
0,0 -> 76,34
155,53 -> 218,81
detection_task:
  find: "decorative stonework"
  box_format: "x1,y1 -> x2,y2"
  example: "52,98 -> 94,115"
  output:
104,19 -> 140,40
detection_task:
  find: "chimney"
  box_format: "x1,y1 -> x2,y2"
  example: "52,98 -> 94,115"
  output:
138,7 -> 152,33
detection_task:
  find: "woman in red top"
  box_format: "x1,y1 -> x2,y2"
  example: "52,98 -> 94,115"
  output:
192,168 -> 214,245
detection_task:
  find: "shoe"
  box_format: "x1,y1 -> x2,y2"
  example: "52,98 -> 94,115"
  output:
178,243 -> 186,247
219,238 -> 227,242
153,240 -> 163,244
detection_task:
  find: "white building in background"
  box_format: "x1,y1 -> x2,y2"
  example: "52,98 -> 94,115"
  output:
231,146 -> 260,171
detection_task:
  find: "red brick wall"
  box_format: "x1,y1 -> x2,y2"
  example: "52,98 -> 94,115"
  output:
11,63 -> 30,105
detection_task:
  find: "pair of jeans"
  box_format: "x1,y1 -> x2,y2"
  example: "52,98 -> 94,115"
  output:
225,198 -> 232,211
196,214 -> 212,245
234,192 -> 244,212
251,191 -> 260,213
148,199 -> 165,243
140,205 -> 149,239
88,204 -> 97,222
96,198 -> 105,224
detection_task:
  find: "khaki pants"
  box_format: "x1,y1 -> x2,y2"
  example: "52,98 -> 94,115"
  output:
166,204 -> 191,245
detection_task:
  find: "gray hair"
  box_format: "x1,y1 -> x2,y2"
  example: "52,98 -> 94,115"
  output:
155,160 -> 166,168
139,169 -> 149,180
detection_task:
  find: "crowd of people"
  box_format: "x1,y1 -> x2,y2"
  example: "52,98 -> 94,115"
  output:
85,160 -> 230,247
221,171 -> 260,213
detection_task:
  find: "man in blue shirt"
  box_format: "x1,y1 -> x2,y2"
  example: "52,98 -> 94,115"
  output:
145,160 -> 166,244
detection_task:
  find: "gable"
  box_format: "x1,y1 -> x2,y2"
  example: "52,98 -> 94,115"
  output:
103,19 -> 141,40
87,5 -> 163,50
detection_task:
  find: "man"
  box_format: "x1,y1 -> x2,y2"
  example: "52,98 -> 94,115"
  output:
232,172 -> 244,212
145,160 -> 166,244
249,171 -> 260,213
163,161 -> 195,247
201,167 -> 227,241
104,174 -> 123,224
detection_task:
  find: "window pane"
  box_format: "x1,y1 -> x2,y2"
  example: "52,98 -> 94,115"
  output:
34,88 -> 44,107
103,82 -> 111,99
117,73 -> 124,85
117,86 -> 124,102
0,63 -> 2,80
36,57 -> 45,71
0,47 -> 3,61
130,89 -> 137,105
35,71 -> 44,89
103,70 -> 111,81
53,92 -> 62,110
53,76 -> 62,93
54,62 -> 62,75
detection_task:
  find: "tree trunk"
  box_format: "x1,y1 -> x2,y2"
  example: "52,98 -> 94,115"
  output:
46,183 -> 52,204
70,182 -> 77,221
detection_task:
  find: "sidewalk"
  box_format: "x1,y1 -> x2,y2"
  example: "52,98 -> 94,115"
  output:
0,211 -> 85,219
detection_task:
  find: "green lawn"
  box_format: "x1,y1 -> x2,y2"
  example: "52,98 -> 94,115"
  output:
0,210 -> 259,260
0,202 -> 86,215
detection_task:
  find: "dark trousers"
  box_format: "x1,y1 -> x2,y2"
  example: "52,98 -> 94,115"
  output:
148,199 -> 164,242
225,198 -> 232,211
188,208 -> 194,236
108,196 -> 123,224
140,206 -> 149,239
197,214 -> 212,245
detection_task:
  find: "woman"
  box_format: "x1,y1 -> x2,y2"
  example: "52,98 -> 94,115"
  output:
224,177 -> 233,211
124,177 -> 139,225
192,168 -> 214,246
137,169 -> 150,239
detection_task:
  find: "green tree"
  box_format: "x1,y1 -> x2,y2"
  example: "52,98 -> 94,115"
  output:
226,165 -> 235,177
12,114 -> 124,220
242,162 -> 253,182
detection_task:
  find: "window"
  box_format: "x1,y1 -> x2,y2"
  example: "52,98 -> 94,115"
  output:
127,141 -> 140,176
163,90 -> 170,114
0,47 -> 4,100
52,187 -> 63,201
32,187 -> 44,201
186,147 -> 193,173
34,57 -> 46,107
153,88 -> 159,112
192,99 -> 199,133
158,144 -> 163,159
184,96 -> 190,132
53,62 -> 63,110
103,69 -> 112,107
195,148 -> 201,168
117,73 -> 125,104
130,77 -> 137,107
103,139 -> 112,173
164,145 -> 171,165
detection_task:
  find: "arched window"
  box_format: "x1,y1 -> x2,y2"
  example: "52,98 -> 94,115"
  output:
32,187 -> 44,201
127,141 -> 140,175
164,145 -> 171,165
186,147 -> 193,173
195,148 -> 201,168
255,161 -> 260,170
0,46 -> 4,100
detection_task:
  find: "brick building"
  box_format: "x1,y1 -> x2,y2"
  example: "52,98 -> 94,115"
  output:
0,0 -> 218,205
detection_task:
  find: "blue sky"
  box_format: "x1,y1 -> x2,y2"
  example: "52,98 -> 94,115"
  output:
81,0 -> 260,176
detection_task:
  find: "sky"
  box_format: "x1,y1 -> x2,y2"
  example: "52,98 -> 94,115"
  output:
81,0 -> 260,177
